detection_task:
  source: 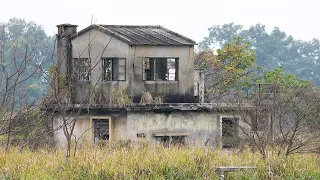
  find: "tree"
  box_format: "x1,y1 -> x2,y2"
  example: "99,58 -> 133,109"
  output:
237,69 -> 320,159
0,18 -> 55,102
198,35 -> 320,158
0,18 -> 54,151
195,37 -> 257,101
199,23 -> 320,85
42,21 -> 116,162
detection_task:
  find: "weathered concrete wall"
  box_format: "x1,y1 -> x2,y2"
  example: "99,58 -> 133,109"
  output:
71,29 -> 130,103
53,110 -> 251,147
52,108 -> 254,148
53,112 -> 128,146
53,115 -> 91,146
72,29 -> 130,85
70,29 -> 195,103
131,45 -> 195,102
125,111 -> 220,146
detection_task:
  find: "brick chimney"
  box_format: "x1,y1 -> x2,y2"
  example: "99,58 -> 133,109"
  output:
56,24 -> 77,78
56,24 -> 77,103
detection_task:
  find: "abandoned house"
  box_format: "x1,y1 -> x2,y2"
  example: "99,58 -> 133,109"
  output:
52,24 -> 252,147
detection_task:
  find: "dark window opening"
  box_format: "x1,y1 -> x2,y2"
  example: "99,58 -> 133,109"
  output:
143,58 -> 179,81
156,136 -> 186,147
74,58 -> 91,81
93,119 -> 109,143
222,118 -> 239,148
102,58 -> 126,81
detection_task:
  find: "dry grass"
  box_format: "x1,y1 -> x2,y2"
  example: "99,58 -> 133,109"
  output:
140,91 -> 153,104
0,143 -> 319,179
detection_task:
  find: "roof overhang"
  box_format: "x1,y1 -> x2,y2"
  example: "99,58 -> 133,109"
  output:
70,24 -> 132,44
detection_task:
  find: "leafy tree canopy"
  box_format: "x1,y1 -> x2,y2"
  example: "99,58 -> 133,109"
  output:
196,38 -> 257,96
196,37 -> 315,101
199,23 -> 320,85
260,67 -> 310,89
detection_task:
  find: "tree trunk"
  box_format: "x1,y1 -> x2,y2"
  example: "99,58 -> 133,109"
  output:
65,136 -> 71,164
5,130 -> 11,152
5,121 -> 12,152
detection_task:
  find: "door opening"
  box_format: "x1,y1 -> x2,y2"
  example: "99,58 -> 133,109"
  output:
222,118 -> 239,148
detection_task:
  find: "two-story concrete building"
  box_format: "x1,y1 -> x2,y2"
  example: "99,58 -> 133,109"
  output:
53,24 -> 251,147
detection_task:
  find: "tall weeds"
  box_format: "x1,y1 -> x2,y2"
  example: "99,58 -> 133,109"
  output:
0,143 -> 319,179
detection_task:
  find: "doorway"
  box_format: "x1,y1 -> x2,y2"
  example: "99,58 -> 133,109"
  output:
222,118 -> 239,148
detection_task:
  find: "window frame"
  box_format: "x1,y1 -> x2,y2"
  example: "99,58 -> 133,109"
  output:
101,57 -> 126,81
142,57 -> 179,81
90,116 -> 113,143
73,58 -> 91,81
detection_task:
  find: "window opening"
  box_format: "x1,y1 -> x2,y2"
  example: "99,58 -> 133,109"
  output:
102,58 -> 126,81
222,118 -> 239,148
143,58 -> 178,81
74,58 -> 91,81
93,119 -> 109,143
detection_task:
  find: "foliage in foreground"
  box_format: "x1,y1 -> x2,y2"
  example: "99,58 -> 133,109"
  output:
0,144 -> 319,179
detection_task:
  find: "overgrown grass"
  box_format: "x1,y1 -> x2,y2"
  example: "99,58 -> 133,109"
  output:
0,143 -> 319,179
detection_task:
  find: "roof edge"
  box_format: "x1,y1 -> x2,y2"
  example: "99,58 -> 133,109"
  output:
71,24 -> 198,46
70,24 -> 132,44
97,24 -> 163,28
159,25 -> 197,45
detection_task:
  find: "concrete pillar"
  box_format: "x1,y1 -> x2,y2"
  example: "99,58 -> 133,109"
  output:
194,68 -> 205,103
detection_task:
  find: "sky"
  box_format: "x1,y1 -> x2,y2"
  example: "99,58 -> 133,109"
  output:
1,0 -> 320,43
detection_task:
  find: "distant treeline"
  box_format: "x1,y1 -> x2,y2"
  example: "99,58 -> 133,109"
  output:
0,18 -> 55,102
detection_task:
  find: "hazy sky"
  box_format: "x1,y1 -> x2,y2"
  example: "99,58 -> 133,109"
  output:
1,0 -> 320,43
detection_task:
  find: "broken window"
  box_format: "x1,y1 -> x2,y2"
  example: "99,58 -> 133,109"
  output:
222,118 -> 239,148
93,119 -> 109,143
143,58 -> 179,81
74,58 -> 91,81
102,58 -> 126,81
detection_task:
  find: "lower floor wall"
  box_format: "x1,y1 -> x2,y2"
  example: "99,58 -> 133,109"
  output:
53,110 -> 250,147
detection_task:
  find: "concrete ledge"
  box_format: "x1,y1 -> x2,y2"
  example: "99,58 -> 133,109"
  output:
44,103 -> 255,113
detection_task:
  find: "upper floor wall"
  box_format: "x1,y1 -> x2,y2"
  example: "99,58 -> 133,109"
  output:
57,24 -> 200,104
